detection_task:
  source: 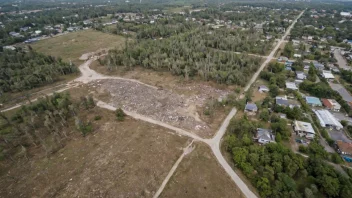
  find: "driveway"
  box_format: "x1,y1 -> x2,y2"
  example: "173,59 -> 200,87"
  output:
330,111 -> 352,125
333,49 -> 351,71
328,129 -> 352,143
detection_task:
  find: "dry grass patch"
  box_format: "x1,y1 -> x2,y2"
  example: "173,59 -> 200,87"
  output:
160,143 -> 244,198
32,29 -> 125,65
0,96 -> 190,197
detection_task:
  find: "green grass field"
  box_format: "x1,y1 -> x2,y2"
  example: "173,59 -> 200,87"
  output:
32,29 -> 125,65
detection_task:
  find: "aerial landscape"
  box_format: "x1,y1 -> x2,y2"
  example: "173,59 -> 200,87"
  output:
1,0 -> 352,197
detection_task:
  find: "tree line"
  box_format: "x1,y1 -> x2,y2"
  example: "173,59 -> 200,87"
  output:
0,47 -> 77,94
103,27 -> 262,86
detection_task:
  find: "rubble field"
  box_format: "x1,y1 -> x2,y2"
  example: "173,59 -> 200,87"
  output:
89,79 -> 230,138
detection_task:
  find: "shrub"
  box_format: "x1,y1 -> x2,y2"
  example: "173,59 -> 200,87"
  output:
94,115 -> 102,120
115,108 -> 126,121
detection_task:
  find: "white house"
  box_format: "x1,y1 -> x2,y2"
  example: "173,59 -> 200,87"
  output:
296,71 -> 306,80
314,109 -> 343,130
293,120 -> 315,139
341,12 -> 351,17
294,54 -> 302,58
321,70 -> 335,80
258,85 -> 269,93
286,82 -> 298,90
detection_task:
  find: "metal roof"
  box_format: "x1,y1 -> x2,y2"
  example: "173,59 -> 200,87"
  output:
314,109 -> 343,129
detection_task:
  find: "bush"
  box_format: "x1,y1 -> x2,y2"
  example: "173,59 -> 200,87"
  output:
115,108 -> 126,121
341,120 -> 348,127
331,153 -> 343,164
80,122 -> 92,136
299,145 -> 308,153
94,115 -> 102,120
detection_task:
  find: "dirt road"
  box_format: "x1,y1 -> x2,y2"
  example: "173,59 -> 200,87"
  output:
153,141 -> 195,198
1,10 -> 305,198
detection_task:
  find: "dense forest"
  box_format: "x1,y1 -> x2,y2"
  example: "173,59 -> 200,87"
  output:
225,117 -> 352,198
0,47 -> 77,94
103,28 -> 262,86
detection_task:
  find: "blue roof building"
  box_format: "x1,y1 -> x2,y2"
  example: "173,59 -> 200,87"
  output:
306,96 -> 322,106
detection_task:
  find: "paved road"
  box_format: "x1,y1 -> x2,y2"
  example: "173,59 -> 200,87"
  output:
243,10 -> 305,92
328,129 -> 352,143
334,49 -> 351,71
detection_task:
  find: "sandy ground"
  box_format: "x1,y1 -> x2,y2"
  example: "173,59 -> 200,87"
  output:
160,143 -> 244,198
0,108 -> 190,198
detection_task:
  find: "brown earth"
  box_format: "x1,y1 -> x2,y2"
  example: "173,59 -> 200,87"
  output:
160,143 -> 245,198
0,98 -> 190,198
89,62 -> 234,138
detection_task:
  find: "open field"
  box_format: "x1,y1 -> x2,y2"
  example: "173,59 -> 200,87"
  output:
31,29 -> 125,65
0,97 -> 190,197
161,143 -> 244,198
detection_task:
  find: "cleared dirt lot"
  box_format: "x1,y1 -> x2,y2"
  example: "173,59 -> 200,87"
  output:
88,78 -> 229,138
32,29 -> 125,65
0,106 -> 190,198
89,63 -> 232,138
160,143 -> 244,198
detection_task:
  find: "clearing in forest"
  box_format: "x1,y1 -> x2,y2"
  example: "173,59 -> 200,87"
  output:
0,106 -> 190,197
31,29 -> 125,65
88,77 -> 230,139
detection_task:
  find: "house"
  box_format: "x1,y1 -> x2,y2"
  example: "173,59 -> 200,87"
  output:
321,99 -> 341,111
275,96 -> 301,109
278,56 -> 289,62
285,82 -> 298,90
258,85 -> 269,93
20,26 -> 31,32
292,39 -> 300,46
279,113 -> 287,119
244,103 -> 258,115
341,12 -> 351,17
321,70 -> 335,80
294,54 -> 302,58
296,71 -> 307,80
288,100 -> 301,109
336,140 -> 352,156
314,109 -> 343,130
305,96 -> 322,106
313,62 -> 325,71
9,32 -> 23,38
276,97 -> 289,107
3,46 -> 16,51
254,128 -> 275,144
293,120 -> 316,139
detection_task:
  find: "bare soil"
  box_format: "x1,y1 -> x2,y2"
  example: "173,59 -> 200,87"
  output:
0,106 -> 190,198
86,64 -> 232,138
161,143 -> 244,198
